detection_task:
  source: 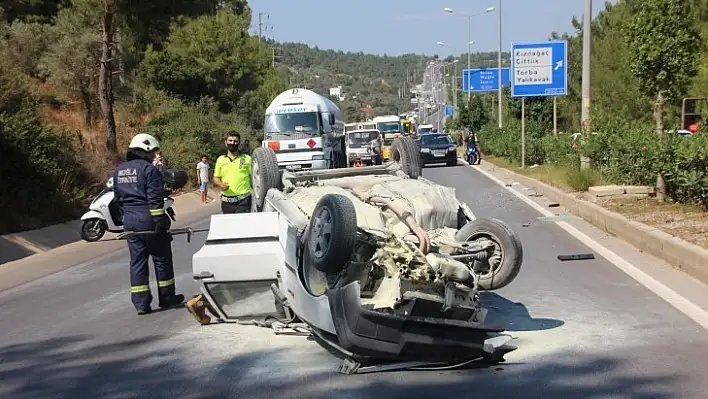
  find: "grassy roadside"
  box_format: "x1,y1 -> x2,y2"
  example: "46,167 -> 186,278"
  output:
481,155 -> 608,193
480,154 -> 708,250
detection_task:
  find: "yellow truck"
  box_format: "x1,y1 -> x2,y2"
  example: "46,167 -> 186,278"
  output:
401,119 -> 414,135
373,115 -> 403,161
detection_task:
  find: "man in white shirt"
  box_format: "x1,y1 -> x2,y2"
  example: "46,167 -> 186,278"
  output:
196,155 -> 210,203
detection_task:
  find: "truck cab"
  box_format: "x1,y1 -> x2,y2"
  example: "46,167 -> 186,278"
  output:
418,124 -> 434,135
263,88 -> 346,171
373,115 -> 403,161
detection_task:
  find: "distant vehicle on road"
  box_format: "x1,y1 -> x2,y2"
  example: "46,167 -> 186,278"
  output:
418,124 -> 434,135
345,128 -> 383,167
419,133 -> 457,167
373,115 -> 403,161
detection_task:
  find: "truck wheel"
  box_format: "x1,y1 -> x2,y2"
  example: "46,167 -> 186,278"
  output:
390,136 -> 422,179
251,147 -> 281,212
455,218 -> 523,291
306,194 -> 357,274
80,218 -> 106,242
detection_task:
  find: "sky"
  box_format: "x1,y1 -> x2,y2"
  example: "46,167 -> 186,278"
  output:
248,0 -> 616,57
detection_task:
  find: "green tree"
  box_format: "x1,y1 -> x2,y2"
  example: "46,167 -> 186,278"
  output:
457,95 -> 488,132
138,9 -> 270,113
624,0 -> 701,130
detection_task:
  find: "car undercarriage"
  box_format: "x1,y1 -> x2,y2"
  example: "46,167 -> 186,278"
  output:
192,136 -> 524,373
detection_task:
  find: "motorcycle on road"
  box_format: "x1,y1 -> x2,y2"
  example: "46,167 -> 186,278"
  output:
466,146 -> 478,165
79,169 -> 188,242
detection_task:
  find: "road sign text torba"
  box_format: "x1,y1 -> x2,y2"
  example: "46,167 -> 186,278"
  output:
514,47 -> 552,85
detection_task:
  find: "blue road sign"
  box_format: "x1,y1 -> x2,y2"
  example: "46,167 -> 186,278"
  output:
462,68 -> 511,93
445,105 -> 455,116
510,40 -> 567,97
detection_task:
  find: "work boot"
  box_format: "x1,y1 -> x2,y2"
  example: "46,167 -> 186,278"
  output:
158,294 -> 185,310
186,295 -> 211,325
136,307 -> 152,316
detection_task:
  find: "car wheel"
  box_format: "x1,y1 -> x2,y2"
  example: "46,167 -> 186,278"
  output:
80,218 -> 106,242
390,136 -> 422,179
307,194 -> 357,274
455,218 -> 523,290
251,147 -> 281,212
447,157 -> 458,167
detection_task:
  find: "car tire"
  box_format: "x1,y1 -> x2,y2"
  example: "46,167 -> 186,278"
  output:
447,157 -> 458,167
251,147 -> 281,212
455,218 -> 523,291
307,194 -> 357,274
390,136 -> 422,179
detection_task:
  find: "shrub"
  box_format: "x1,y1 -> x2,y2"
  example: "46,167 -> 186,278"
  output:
662,133 -> 708,208
0,106 -> 95,233
140,97 -> 252,188
564,165 -> 604,192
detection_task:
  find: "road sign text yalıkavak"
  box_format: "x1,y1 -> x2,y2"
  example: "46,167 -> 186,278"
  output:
510,41 -> 567,97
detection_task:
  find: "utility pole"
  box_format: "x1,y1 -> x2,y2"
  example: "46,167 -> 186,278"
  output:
497,0 -> 503,128
258,12 -> 272,42
581,0 -> 591,131
467,16 -> 472,102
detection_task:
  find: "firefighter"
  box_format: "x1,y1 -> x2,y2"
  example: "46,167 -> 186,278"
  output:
114,133 -> 184,315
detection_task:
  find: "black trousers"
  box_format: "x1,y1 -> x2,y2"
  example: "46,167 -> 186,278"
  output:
221,196 -> 252,214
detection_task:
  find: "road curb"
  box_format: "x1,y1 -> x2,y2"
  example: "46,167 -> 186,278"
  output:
0,188 -> 222,266
470,159 -> 708,285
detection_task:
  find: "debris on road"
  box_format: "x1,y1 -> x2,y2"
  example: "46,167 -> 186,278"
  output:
548,203 -> 560,208
557,253 -> 595,261
537,215 -> 580,223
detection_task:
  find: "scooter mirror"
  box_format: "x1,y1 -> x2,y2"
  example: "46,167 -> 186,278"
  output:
163,168 -> 189,190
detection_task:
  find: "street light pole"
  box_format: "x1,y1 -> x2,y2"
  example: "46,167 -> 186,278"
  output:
497,0 -> 503,128
453,61 -> 458,111
468,16 -> 472,102
443,7 -> 495,103
581,0 -> 591,131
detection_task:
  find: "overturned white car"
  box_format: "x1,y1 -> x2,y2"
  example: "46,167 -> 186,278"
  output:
192,136 -> 523,366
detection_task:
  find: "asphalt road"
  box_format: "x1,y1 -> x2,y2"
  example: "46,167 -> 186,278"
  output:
2,164 -> 708,398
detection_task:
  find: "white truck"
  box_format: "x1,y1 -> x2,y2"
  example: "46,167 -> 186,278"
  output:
263,88 -> 346,171
372,115 -> 402,136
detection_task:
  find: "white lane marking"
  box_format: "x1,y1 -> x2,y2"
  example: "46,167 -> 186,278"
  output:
459,158 -> 708,330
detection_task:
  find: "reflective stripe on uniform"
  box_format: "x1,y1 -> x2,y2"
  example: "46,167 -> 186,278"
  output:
131,285 -> 150,293
149,208 -> 164,216
157,278 -> 175,288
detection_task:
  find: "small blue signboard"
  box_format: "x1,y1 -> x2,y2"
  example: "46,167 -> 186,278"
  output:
510,40 -> 567,97
445,105 -> 455,116
462,67 -> 511,93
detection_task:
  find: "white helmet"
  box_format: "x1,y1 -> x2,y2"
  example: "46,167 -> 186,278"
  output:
128,133 -> 160,152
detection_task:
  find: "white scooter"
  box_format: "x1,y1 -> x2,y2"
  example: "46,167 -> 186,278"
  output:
80,177 -> 176,242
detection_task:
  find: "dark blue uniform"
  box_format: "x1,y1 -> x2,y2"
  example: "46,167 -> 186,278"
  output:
113,159 -> 176,311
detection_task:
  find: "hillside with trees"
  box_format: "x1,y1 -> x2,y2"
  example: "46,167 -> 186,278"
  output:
0,0 -> 476,234
272,42 -> 505,119
0,0 -> 283,234
4,0 -> 705,236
